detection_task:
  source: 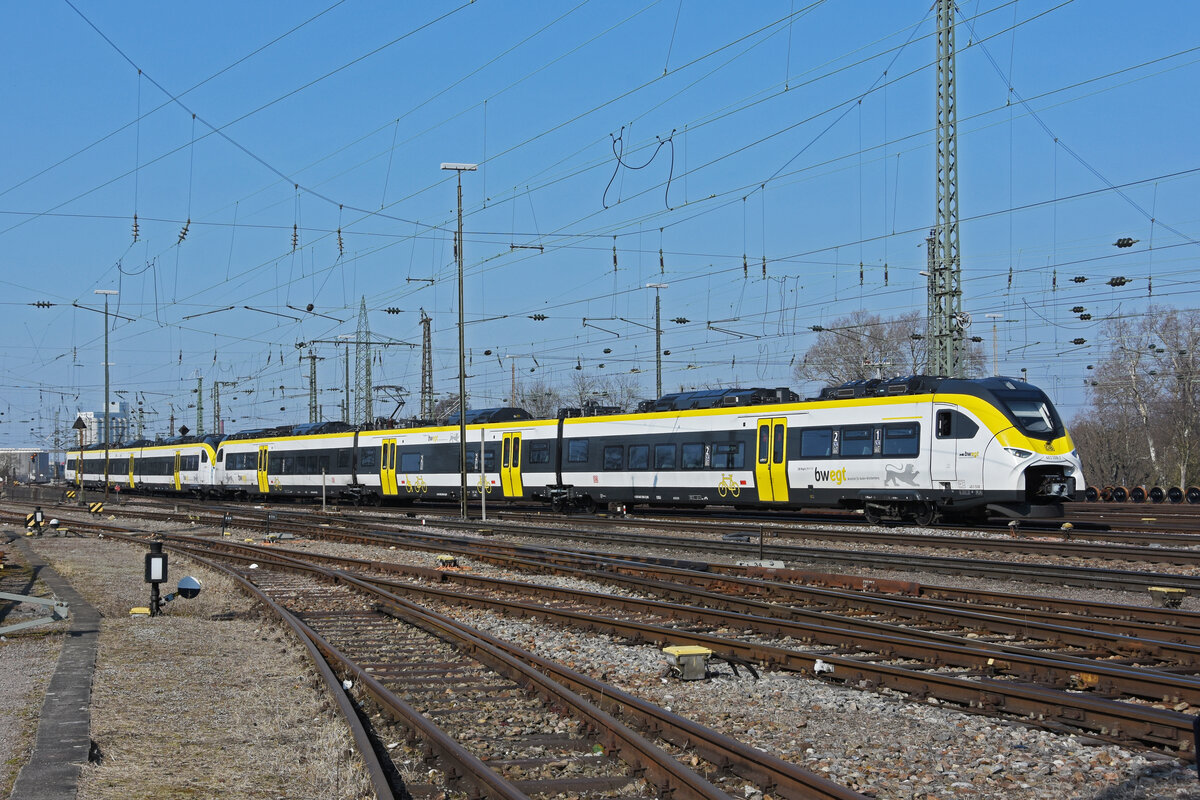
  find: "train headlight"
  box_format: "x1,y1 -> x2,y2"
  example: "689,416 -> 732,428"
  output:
1003,447 -> 1034,460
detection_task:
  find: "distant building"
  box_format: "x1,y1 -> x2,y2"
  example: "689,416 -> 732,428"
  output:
0,449 -> 51,483
73,401 -> 133,447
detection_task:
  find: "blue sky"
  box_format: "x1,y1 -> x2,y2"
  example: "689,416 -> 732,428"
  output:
2,0 -> 1198,447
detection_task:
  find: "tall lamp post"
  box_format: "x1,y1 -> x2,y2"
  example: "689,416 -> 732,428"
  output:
441,162 -> 477,519
95,289 -> 118,501
646,283 -> 668,398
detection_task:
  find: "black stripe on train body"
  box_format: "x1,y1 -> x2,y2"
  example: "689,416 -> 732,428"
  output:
62,377 -> 1083,522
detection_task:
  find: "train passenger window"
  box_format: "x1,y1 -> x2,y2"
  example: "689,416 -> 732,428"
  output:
628,445 -> 649,470
337,449 -> 351,471
841,427 -> 873,457
654,444 -> 677,470
799,428 -> 832,458
712,442 -> 745,470
528,442 -> 550,464
401,453 -> 422,472
484,450 -> 496,471
883,423 -> 920,457
567,439 -> 589,463
681,443 -> 705,470
319,455 -> 331,473
603,446 -> 623,470
359,448 -> 379,469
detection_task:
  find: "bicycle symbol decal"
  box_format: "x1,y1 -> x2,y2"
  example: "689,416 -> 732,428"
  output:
717,473 -> 741,498
405,474 -> 429,494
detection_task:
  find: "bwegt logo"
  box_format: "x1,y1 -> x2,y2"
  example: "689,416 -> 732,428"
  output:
814,467 -> 847,485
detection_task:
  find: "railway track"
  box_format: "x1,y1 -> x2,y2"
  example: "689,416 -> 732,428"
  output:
11,498 -> 1200,594
167,529 -> 1200,756
158,535 -> 865,800
11,502 -> 1200,755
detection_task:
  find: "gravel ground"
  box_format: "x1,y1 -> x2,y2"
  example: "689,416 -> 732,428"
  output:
0,536 -> 65,798
284,529 -> 1200,799
7,514 -> 1200,799
1,527 -> 375,800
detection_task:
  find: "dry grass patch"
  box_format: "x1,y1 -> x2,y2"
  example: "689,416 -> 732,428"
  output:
32,538 -> 375,800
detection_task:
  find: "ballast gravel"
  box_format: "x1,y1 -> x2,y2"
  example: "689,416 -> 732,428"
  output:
293,530 -> 1200,799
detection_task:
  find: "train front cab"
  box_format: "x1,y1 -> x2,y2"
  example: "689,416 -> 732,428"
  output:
939,378 -> 1082,519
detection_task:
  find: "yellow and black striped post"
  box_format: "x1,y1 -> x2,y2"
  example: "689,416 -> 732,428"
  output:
88,502 -> 104,516
66,489 -> 76,500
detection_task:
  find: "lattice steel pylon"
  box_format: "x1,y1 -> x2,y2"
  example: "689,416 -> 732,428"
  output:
305,350 -> 323,423
354,297 -> 372,424
420,309 -> 433,420
929,0 -> 965,378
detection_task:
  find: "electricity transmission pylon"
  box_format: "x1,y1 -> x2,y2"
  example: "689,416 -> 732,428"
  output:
928,0 -> 965,378
354,297 -> 372,425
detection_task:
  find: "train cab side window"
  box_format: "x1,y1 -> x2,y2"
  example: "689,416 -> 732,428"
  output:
936,410 -> 978,439
628,444 -> 649,470
681,442 -> 705,470
567,439 -> 589,463
201,451 -> 209,463
528,442 -> 550,464
603,445 -> 623,471
936,410 -> 952,438
799,428 -> 832,458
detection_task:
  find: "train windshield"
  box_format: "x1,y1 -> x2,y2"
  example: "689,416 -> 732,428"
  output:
997,392 -> 1063,438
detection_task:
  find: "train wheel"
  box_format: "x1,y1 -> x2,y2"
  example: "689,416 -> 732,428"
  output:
551,496 -> 566,513
581,495 -> 598,515
863,505 -> 882,525
911,503 -> 937,527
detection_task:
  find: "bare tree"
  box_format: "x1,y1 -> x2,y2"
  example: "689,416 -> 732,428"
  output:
512,380 -> 562,419
792,310 -> 926,389
1076,308 -> 1200,488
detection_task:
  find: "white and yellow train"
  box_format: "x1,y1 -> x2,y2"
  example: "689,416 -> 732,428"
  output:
66,375 -> 1083,522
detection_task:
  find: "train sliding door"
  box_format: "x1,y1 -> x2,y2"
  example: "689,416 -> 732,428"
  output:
754,417 -> 789,502
256,446 -> 269,494
500,433 -> 523,498
128,454 -> 136,489
380,439 -> 398,496
173,451 -> 182,491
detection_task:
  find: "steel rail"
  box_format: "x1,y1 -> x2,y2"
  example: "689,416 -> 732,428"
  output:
90,537 -> 398,800
163,538 -> 837,800
171,534 -> 1198,755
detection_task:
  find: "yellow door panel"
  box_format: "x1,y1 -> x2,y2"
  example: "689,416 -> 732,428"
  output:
257,446 -> 269,493
754,418 -> 788,503
380,440 -> 398,496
